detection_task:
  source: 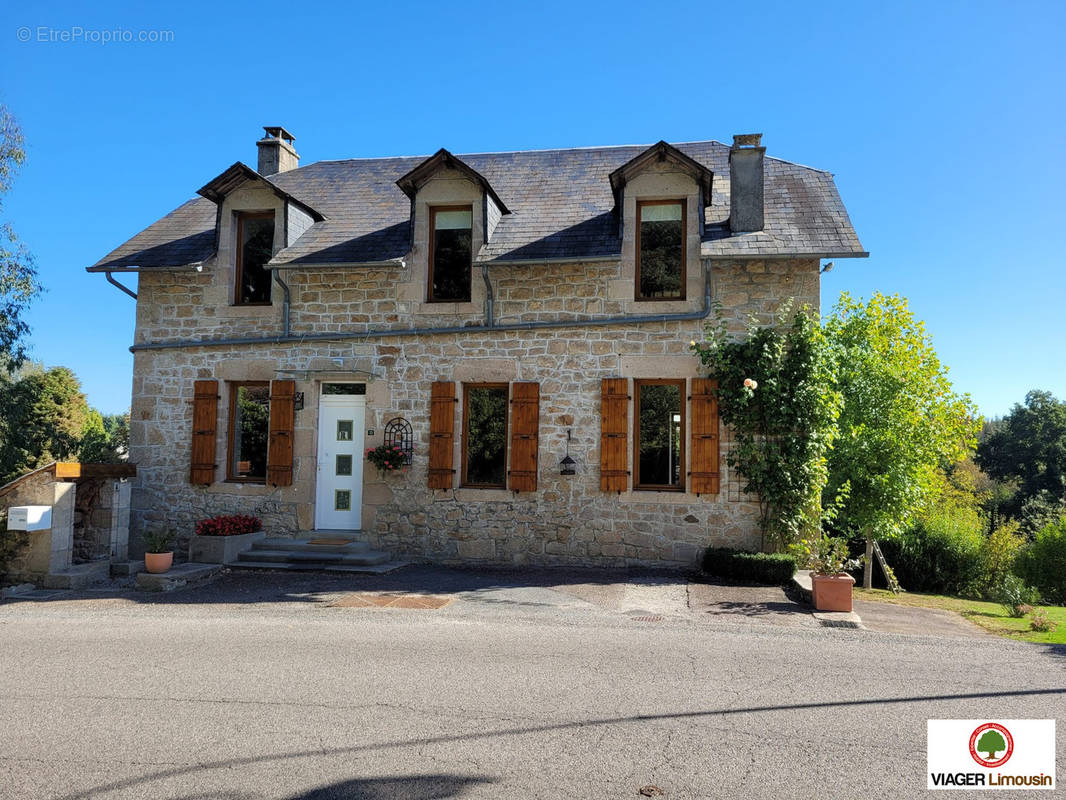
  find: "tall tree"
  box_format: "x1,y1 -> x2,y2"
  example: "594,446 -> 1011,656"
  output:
976,390 -> 1066,512
0,364 -> 90,481
824,292 -> 980,587
0,105 -> 42,371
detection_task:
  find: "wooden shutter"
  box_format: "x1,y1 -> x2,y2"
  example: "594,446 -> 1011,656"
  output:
508,382 -> 539,492
600,378 -> 629,492
266,379 -> 296,487
689,378 -> 720,495
190,380 -> 219,485
428,381 -> 456,489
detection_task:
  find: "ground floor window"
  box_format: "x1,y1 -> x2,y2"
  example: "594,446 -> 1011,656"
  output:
228,382 -> 270,482
634,379 -> 684,491
462,383 -> 508,487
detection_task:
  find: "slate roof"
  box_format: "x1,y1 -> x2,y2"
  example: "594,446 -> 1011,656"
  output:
88,140 -> 865,272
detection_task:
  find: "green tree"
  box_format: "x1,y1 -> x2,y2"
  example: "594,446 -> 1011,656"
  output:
78,408 -> 113,463
0,105 -> 43,371
0,364 -> 90,481
102,412 -> 130,460
976,729 -> 1007,760
824,293 -> 980,587
976,390 -> 1066,517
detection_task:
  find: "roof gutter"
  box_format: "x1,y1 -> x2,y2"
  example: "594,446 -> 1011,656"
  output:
130,264 -> 714,353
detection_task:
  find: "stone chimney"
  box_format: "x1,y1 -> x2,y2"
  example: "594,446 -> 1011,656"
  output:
729,133 -> 765,232
257,126 -> 299,176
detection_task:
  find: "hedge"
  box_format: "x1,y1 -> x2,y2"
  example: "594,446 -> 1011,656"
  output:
702,547 -> 797,584
1016,517 -> 1066,604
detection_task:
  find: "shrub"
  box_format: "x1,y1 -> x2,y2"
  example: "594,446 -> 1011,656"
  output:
702,547 -> 797,584
792,534 -> 859,576
1016,516 -> 1066,604
994,574 -> 1040,618
195,514 -> 263,537
981,520 -> 1025,595
1030,608 -> 1057,633
878,505 -> 985,595
142,529 -> 175,554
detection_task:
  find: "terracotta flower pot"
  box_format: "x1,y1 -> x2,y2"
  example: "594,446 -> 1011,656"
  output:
144,551 -> 174,574
811,572 -> 855,612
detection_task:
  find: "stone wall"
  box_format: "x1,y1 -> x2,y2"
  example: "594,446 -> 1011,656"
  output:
128,258 -> 818,566
0,470 -> 75,579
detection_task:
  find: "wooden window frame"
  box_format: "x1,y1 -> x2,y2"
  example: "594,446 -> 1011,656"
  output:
633,378 -> 686,492
234,211 -> 275,306
634,199 -> 687,302
427,204 -> 473,303
461,382 -> 509,489
226,381 -> 270,483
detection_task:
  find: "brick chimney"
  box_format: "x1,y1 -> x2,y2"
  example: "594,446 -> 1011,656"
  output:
257,126 -> 299,176
729,133 -> 765,232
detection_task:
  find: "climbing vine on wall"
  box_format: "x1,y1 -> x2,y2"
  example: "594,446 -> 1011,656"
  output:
691,302 -> 841,550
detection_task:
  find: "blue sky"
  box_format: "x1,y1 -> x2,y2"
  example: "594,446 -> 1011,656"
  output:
1,0 -> 1063,417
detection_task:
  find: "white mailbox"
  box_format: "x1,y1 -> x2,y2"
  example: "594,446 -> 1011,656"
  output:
7,505 -> 52,531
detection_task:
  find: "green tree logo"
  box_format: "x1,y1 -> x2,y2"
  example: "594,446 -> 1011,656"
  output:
976,729 -> 1006,759
969,723 -> 1014,767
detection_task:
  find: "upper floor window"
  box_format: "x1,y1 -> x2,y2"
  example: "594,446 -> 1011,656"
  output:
429,206 -> 472,302
235,211 -> 275,305
228,382 -> 270,482
634,379 -> 684,491
636,200 -> 685,300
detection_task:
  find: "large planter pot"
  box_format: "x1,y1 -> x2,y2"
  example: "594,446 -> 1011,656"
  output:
189,531 -> 266,564
144,552 -> 174,574
811,572 -> 855,612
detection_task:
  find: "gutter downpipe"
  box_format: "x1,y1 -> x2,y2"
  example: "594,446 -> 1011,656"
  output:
130,264 -> 713,353
105,271 -> 138,300
272,268 -> 292,337
482,263 -> 494,328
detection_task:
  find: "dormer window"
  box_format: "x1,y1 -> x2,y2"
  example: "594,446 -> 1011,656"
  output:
235,211 -> 275,305
636,200 -> 685,300
429,206 -> 472,302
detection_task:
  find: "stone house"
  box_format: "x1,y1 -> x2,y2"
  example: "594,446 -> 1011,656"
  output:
88,128 -> 865,566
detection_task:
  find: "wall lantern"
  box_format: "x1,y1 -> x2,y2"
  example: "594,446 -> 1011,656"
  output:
293,392 -> 305,411
559,429 -> 577,476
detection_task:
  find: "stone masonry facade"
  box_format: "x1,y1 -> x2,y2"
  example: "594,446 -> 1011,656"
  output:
129,256 -> 818,566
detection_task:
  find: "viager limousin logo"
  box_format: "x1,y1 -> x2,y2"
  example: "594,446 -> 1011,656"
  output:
928,719 -> 1055,790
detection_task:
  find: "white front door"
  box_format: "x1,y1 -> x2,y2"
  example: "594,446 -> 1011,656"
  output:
315,392 -> 365,530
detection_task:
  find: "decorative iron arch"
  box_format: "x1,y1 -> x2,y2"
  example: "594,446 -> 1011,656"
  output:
383,417 -> 413,465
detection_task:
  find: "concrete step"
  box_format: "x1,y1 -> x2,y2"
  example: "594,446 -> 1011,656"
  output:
237,548 -> 392,566
136,562 -> 222,592
252,537 -> 370,554
43,561 -> 110,590
230,559 -> 408,575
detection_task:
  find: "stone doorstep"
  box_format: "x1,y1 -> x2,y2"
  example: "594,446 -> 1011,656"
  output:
110,559 -> 145,577
135,562 -> 222,592
42,561 -> 110,590
791,569 -> 865,629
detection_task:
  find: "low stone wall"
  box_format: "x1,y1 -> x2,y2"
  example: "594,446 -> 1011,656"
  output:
0,470 -> 75,581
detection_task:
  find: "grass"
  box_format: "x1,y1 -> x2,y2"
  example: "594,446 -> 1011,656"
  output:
854,588 -> 1066,645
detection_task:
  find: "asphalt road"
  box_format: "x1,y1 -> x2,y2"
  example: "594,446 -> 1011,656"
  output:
1,568 -> 1064,799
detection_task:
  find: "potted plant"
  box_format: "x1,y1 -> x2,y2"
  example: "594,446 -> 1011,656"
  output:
365,443 -> 408,478
142,530 -> 176,574
800,534 -> 859,612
